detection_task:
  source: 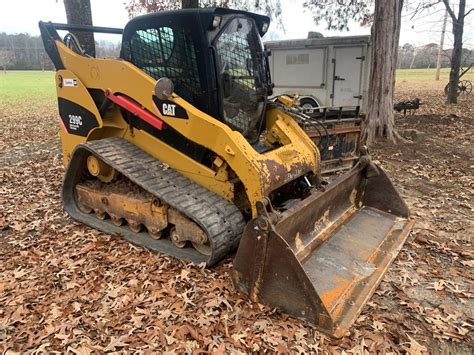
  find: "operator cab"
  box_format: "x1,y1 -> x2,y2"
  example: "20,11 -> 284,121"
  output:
120,8 -> 273,142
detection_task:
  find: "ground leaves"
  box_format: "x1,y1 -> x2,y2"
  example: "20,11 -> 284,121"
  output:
0,77 -> 473,352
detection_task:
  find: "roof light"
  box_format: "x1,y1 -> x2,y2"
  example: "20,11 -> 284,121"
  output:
212,16 -> 222,28
261,22 -> 269,35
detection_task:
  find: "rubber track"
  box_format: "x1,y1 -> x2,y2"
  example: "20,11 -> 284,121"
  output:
62,137 -> 245,266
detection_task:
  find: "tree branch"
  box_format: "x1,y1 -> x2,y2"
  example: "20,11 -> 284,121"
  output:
407,1 -> 441,21
464,8 -> 473,17
442,0 -> 457,21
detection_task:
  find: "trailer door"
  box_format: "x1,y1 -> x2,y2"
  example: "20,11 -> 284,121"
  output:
332,46 -> 364,106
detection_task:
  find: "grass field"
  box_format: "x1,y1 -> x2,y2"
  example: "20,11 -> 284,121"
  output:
396,67 -> 474,82
1,68 -> 473,102
0,71 -> 56,109
1,68 -> 472,121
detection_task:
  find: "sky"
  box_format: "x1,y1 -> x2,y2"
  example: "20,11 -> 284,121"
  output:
0,0 -> 473,48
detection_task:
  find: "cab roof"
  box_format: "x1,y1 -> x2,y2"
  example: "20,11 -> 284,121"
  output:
123,7 -> 270,38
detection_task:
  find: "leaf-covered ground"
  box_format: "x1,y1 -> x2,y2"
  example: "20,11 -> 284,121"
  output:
0,71 -> 473,353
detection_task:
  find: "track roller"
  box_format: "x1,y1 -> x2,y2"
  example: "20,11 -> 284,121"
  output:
87,154 -> 116,182
170,227 -> 186,248
95,210 -> 107,220
147,227 -> 163,240
110,214 -> 124,226
128,221 -> 142,233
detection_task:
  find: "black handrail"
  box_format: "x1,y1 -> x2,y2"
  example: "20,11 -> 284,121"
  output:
49,22 -> 123,35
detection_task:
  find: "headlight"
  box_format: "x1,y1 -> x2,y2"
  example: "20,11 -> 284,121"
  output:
261,22 -> 269,34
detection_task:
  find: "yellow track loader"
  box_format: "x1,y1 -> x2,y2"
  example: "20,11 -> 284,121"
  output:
39,8 -> 412,337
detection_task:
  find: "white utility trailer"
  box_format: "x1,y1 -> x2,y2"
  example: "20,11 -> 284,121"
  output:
265,35 -> 371,111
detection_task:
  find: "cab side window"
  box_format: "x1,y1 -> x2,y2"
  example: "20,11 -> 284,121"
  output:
129,26 -> 201,105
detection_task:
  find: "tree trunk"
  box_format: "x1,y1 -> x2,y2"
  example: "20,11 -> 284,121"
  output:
182,0 -> 199,8
409,49 -> 416,69
64,0 -> 95,57
446,0 -> 465,104
24,37 -> 30,69
363,0 -> 403,145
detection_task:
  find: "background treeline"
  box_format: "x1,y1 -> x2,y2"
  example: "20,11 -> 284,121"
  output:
0,33 -> 121,71
398,42 -> 473,69
1,32 -> 472,71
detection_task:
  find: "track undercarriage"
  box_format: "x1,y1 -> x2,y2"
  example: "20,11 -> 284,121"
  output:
75,178 -> 212,255
64,138 -> 245,266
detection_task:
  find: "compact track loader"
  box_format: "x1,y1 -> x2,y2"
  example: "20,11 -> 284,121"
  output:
40,8 -> 413,337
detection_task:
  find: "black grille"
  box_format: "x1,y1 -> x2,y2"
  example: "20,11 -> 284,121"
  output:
129,26 -> 201,105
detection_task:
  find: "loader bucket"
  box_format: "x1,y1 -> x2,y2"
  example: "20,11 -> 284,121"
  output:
232,165 -> 413,337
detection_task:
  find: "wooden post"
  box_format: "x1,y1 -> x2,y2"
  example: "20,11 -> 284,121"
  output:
435,9 -> 448,81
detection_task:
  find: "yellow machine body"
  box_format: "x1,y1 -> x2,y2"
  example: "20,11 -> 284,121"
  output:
55,45 -> 318,216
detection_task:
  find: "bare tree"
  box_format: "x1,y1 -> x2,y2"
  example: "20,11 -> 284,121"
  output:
304,0 -> 373,31
398,43 -> 415,69
419,43 -> 438,68
0,49 -> 15,73
442,0 -> 470,103
63,0 -> 95,56
410,1 -> 473,103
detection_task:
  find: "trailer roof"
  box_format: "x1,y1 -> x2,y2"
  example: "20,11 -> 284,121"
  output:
264,35 -> 370,49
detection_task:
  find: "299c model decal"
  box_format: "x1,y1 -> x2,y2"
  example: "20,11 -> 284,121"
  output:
58,98 -> 99,137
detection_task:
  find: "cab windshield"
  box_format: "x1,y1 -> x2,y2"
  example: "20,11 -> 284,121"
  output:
215,17 -> 266,142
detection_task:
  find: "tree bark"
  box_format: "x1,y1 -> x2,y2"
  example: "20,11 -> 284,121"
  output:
182,0 -> 199,8
64,0 -> 95,57
446,0 -> 466,104
363,0 -> 403,145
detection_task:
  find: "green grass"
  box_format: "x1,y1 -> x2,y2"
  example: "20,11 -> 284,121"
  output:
0,71 -> 56,107
396,67 -> 474,82
1,69 -> 472,106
